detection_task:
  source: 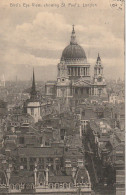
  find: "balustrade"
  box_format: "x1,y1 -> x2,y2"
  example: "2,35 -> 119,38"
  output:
9,183 -> 34,191
6,182 -> 91,192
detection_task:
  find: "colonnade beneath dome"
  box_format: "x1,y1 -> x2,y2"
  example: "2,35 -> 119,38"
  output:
68,67 -> 90,77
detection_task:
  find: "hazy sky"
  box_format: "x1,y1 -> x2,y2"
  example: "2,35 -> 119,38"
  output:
0,0 -> 124,81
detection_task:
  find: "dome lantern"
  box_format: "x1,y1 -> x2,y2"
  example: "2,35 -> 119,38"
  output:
70,24 -> 77,45
61,25 -> 87,62
97,53 -> 101,62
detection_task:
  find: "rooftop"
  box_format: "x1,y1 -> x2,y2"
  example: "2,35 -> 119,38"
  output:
49,175 -> 73,183
10,171 -> 34,184
18,147 -> 64,157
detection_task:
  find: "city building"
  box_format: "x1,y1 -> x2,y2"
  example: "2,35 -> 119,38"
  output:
45,26 -> 107,99
0,74 -> 5,87
23,70 -> 41,123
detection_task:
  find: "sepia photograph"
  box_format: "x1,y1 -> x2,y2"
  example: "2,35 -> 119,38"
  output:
0,0 -> 125,194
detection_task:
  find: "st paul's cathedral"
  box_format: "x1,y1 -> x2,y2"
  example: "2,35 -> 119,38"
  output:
45,26 -> 107,99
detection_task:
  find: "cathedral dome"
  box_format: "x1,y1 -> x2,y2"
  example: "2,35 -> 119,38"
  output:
61,44 -> 86,61
61,25 -> 87,61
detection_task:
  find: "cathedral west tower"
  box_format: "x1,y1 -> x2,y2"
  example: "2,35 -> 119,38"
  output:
91,54 -> 107,96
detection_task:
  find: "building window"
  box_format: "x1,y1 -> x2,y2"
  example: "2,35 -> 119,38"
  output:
39,137 -> 42,144
68,68 -> 70,75
20,158 -> 27,163
47,158 -> 53,163
116,155 -> 124,161
45,141 -> 50,146
30,157 -> 36,163
49,183 -> 53,189
30,165 -> 34,171
39,165 -> 44,169
10,184 -> 14,189
82,111 -> 85,116
31,108 -> 34,115
31,184 -> 34,189
64,183 -> 68,188
75,88 -> 78,94
115,113 -> 117,119
15,184 -> 20,190
78,68 -> 80,76
19,137 -> 24,144
98,77 -> 102,82
39,158 -> 44,163
24,165 -> 27,170
55,183 -> 59,189
25,119 -> 28,123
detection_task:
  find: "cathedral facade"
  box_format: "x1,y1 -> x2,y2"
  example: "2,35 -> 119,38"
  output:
45,26 -> 106,99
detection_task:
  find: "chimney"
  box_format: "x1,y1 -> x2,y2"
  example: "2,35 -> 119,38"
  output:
34,167 -> 37,187
45,167 -> 49,186
6,166 -> 11,186
72,167 -> 76,178
72,167 -> 77,185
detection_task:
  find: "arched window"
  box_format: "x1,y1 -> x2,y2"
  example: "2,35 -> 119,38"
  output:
10,184 -> 14,189
70,182 -> 73,188
49,183 -> 53,189
15,184 -> 20,190
31,183 -> 34,189
31,108 -> 34,116
63,183 -> 67,188
55,183 -> 59,189
20,183 -> 24,189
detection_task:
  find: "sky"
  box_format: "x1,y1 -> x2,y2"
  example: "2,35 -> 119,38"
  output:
0,0 -> 124,81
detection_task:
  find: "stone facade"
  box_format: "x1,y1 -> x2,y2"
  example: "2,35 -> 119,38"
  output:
45,26 -> 107,99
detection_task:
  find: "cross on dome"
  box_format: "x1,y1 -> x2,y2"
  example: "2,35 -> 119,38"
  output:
70,25 -> 77,45
97,53 -> 101,62
72,24 -> 75,33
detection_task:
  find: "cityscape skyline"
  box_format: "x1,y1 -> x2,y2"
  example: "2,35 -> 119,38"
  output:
0,1 -> 125,194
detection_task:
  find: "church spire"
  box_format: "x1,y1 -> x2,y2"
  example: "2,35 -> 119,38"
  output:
97,53 -> 101,62
70,25 -> 77,45
72,24 -> 75,33
32,68 -> 36,92
30,68 -> 37,99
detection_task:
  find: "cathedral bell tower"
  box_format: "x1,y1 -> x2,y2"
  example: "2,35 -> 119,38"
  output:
92,54 -> 106,96
56,61 -> 71,97
94,53 -> 104,83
